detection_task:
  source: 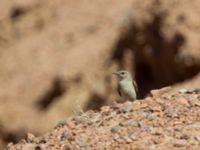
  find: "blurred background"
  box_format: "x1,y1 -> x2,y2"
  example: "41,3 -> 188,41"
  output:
1,0 -> 200,148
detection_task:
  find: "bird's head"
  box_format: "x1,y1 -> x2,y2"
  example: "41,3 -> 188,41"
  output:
113,70 -> 132,80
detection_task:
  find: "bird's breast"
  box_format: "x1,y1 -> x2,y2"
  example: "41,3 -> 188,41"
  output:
119,80 -> 134,90
119,80 -> 135,94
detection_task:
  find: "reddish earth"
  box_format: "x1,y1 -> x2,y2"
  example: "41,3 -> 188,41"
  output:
6,88 -> 200,150
0,0 -> 200,149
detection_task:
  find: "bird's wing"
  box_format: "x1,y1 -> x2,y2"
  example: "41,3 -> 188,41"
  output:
133,80 -> 138,94
117,85 -> 122,97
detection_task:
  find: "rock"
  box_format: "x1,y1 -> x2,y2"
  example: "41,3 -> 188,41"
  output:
178,89 -> 189,94
100,106 -> 110,112
26,133 -> 36,143
151,87 -> 171,97
194,88 -> 200,94
195,135 -> 200,143
66,121 -> 76,129
123,136 -> 133,143
177,98 -> 190,106
173,139 -> 187,147
122,104 -> 133,113
21,144 -> 36,150
61,131 -> 74,141
6,89 -> 200,149
2,0 -> 200,147
76,137 -> 88,148
110,124 -> 122,133
129,134 -> 137,141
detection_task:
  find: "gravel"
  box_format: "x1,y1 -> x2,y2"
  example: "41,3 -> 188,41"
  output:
6,88 -> 200,150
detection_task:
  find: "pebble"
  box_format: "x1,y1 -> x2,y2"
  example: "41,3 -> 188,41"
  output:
77,137 -> 88,148
195,135 -> 200,143
129,134 -> 137,141
173,139 -> 187,147
178,89 -> 189,94
6,89 -> 200,149
177,98 -> 189,106
66,121 -> 76,129
26,133 -> 36,143
194,88 -> 200,94
178,89 -> 194,94
110,124 -> 121,133
123,136 -> 133,143
100,106 -> 110,112
122,104 -> 133,113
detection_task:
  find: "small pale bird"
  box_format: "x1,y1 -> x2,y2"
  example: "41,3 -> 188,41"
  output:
113,70 -> 138,101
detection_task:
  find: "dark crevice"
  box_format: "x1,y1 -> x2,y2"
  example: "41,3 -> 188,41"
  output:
135,63 -> 155,98
36,77 -> 67,111
111,12 -> 200,98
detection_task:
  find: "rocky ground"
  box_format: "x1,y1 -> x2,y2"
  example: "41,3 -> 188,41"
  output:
1,0 -> 200,148
6,88 -> 200,150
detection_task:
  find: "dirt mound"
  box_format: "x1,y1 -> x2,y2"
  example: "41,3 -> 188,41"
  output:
6,88 -> 200,150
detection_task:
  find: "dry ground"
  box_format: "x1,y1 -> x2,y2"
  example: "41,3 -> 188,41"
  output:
6,88 -> 200,150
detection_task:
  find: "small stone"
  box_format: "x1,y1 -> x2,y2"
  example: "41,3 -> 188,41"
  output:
61,130 -> 69,141
66,121 -> 76,129
173,139 -> 187,147
188,123 -> 200,130
39,139 -> 46,144
137,121 -> 143,128
77,137 -> 87,148
113,134 -> 120,140
26,133 -> 35,143
7,142 -> 14,148
122,104 -> 133,113
180,134 -> 190,140
20,139 -> 26,144
194,88 -> 200,94
178,89 -> 194,94
149,144 -> 157,150
150,89 -> 160,96
62,131 -> 74,141
21,144 -> 36,150
149,127 -> 162,135
122,120 -> 138,127
177,98 -> 189,106
100,106 -> 110,112
132,101 -> 148,110
123,136 -> 133,143
56,117 -> 74,127
146,114 -> 157,121
110,111 -> 117,117
110,124 -> 121,133
194,100 -> 200,107
129,134 -> 137,141
62,145 -> 71,150
7,147 -> 16,150
178,89 -> 188,94
122,114 -> 130,120
195,135 -> 200,143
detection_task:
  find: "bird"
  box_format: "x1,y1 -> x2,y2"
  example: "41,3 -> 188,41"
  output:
113,70 -> 138,101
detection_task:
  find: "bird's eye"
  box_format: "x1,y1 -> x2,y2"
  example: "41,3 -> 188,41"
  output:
121,72 -> 125,75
